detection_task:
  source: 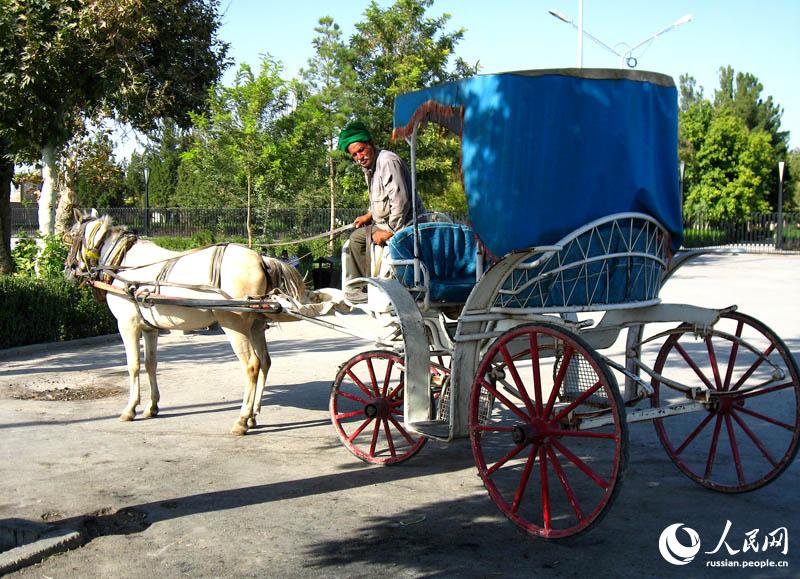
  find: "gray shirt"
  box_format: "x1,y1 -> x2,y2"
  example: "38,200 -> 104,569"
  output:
365,149 -> 426,232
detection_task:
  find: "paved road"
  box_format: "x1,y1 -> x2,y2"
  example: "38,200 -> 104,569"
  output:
0,253 -> 798,578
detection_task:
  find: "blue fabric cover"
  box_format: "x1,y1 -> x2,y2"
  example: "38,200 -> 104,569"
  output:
393,69 -> 683,256
388,223 -> 477,303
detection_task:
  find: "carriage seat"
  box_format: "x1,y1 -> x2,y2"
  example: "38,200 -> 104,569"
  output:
387,222 -> 478,303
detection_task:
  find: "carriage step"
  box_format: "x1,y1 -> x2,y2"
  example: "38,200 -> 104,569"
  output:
408,420 -> 450,441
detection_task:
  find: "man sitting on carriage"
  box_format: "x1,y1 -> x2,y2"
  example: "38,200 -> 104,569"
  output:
338,120 -> 426,303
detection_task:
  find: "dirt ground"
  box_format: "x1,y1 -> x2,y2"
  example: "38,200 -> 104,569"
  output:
0,253 -> 798,578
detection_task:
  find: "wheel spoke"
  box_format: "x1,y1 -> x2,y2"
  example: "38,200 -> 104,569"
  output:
510,443 -> 539,515
539,446 -> 551,531
382,358 -> 395,397
703,414 -> 724,480
546,446 -> 583,522
369,417 -> 381,456
335,409 -> 365,420
730,344 -> 776,392
366,358 -> 380,396
674,412 -> 715,456
736,405 -> 796,431
544,345 -> 574,418
500,345 -> 536,418
739,380 -> 796,400
675,342 -> 716,390
347,416 -> 374,443
552,380 -> 604,423
382,418 -> 397,458
706,336 -> 723,390
731,411 -> 779,467
722,320 -> 744,390
387,414 -> 417,445
724,414 -> 745,485
387,378 -> 405,401
337,390 -> 371,406
486,442 -> 528,476
479,379 -> 531,422
530,333 -> 544,415
347,369 -> 375,398
551,439 -> 609,489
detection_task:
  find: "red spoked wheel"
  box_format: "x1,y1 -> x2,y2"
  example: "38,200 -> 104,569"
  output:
470,323 -> 628,539
330,350 -> 427,465
651,311 -> 800,492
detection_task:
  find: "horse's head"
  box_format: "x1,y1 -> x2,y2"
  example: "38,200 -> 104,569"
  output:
64,209 -> 112,282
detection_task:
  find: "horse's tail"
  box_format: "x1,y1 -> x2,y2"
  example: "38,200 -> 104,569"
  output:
262,256 -> 306,301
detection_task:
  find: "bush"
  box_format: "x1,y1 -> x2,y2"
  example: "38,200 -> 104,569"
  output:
0,276 -> 117,349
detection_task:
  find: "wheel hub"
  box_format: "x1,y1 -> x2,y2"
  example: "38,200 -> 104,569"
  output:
511,418 -> 550,445
364,398 -> 389,419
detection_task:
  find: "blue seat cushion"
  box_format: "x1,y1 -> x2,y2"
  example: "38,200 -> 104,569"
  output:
388,223 -> 477,303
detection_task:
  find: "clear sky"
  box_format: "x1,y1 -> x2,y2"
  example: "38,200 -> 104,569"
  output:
214,0 -> 800,150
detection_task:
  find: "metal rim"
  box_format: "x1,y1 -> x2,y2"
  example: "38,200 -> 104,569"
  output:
330,350 -> 427,465
652,311 -> 800,492
469,323 -> 628,539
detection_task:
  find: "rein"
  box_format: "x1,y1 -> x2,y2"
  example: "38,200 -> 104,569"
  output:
260,222 -> 355,248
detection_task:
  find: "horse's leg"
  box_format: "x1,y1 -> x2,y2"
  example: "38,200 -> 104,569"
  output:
142,329 -> 160,418
219,317 -> 260,435
119,320 -> 143,422
248,320 -> 270,428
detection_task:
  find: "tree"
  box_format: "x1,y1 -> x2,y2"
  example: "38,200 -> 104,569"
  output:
679,68 -> 790,219
347,0 -> 477,210
0,0 -> 228,273
296,17 -> 359,251
177,59 -> 290,245
684,112 -> 775,220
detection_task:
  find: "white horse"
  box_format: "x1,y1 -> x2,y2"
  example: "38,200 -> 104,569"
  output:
64,211 -> 305,435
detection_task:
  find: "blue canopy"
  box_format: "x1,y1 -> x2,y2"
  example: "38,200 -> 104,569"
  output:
393,69 -> 683,257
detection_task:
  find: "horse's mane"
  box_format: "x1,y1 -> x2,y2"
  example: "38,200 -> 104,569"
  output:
262,256 -> 306,301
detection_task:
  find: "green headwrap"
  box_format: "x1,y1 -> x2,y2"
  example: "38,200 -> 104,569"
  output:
337,120 -> 372,152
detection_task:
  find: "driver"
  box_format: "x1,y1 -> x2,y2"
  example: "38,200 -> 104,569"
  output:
338,120 -> 425,302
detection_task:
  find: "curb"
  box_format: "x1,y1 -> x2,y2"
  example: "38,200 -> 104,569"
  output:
0,334 -> 121,362
0,526 -> 86,575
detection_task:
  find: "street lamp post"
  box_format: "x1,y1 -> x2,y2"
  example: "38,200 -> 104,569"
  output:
777,161 -> 785,250
143,166 -> 150,237
548,9 -> 693,68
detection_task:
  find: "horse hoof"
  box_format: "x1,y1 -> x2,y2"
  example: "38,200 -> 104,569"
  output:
143,408 -> 159,418
230,424 -> 248,436
247,417 -> 257,428
119,412 -> 135,422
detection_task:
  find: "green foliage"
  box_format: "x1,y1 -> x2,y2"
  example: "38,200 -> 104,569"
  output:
679,68 -> 788,220
0,275 -> 117,349
72,130 -> 127,208
11,233 -> 69,278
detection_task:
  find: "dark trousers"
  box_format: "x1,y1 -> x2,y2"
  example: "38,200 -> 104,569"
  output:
347,225 -> 371,280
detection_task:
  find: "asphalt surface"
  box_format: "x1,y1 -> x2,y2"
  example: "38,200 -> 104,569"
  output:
0,253 -> 798,578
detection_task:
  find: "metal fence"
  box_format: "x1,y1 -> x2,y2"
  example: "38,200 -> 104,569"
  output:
10,206 -> 800,253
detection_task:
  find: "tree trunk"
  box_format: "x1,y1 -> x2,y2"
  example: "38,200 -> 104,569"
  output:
246,171 -> 253,248
0,141 -> 13,274
327,148 -> 336,255
38,144 -> 57,236
55,152 -> 77,237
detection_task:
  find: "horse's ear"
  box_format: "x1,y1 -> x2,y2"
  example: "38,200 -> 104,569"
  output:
73,208 -> 83,222
90,208 -> 99,218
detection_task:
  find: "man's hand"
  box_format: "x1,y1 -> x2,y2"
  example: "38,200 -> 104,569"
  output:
354,213 -> 372,228
371,228 -> 393,246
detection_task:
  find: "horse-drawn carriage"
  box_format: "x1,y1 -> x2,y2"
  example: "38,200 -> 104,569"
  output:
329,68 -> 800,538
67,68 -> 799,540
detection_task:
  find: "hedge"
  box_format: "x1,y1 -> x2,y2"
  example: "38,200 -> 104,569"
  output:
0,276 -> 118,349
